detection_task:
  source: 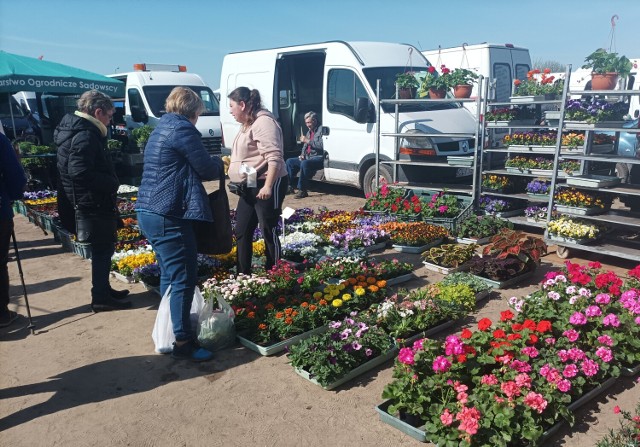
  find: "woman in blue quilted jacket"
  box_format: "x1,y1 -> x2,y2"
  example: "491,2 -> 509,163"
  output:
136,87 -> 224,362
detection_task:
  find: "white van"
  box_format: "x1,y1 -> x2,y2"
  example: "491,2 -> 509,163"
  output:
220,41 -> 477,195
422,43 -> 532,114
107,64 -> 222,156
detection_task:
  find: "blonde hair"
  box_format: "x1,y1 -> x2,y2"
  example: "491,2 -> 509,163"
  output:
165,86 -> 204,119
77,90 -> 114,116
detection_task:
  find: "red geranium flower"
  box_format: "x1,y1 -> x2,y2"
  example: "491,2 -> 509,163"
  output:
460,328 -> 473,339
478,318 -> 492,331
500,310 -> 514,321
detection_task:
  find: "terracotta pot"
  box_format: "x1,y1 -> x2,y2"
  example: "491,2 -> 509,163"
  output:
453,84 -> 473,98
428,88 -> 446,99
398,87 -> 416,99
591,72 -> 618,91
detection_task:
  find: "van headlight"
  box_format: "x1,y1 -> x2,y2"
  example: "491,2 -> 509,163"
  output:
400,129 -> 436,156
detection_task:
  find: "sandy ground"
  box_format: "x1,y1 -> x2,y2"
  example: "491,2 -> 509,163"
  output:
1,180 -> 640,447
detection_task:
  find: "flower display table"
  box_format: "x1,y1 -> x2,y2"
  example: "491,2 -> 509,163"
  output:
295,346 -> 398,390
547,234 -> 600,245
456,236 -> 491,245
564,120 -> 626,129
237,325 -> 328,357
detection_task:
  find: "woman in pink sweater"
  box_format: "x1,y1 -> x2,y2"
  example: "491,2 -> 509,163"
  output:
228,87 -> 288,273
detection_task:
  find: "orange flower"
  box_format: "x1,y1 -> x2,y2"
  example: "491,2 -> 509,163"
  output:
368,285 -> 379,293
275,312 -> 284,319
258,323 -> 268,330
292,310 -> 299,317
348,277 -> 357,285
284,308 -> 293,316
247,311 -> 256,319
377,280 -> 387,288
366,276 -> 376,284
301,302 -> 309,308
265,303 -> 274,310
284,317 -> 293,325
356,275 -> 366,282
309,304 -> 317,311
319,299 -> 328,306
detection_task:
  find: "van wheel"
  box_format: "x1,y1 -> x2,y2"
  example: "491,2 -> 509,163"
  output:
616,162 -> 630,183
363,164 -> 392,196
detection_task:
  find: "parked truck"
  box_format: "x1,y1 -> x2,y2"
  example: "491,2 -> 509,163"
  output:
220,41 -> 478,195
107,63 -> 222,163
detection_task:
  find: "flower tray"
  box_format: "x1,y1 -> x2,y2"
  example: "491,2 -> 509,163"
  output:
547,234 -> 600,245
528,145 -> 556,152
456,236 -> 491,245
392,238 -> 443,254
364,241 -> 387,253
471,269 -> 535,289
475,289 -> 491,303
12,200 -> 27,216
385,273 -> 416,287
490,119 -> 536,127
446,156 -> 474,167
621,363 -> 640,377
564,120 -> 626,129
565,175 -> 621,188
529,168 -> 554,176
554,204 -> 606,216
423,204 -> 473,233
482,208 -> 525,218
592,144 -> 615,154
294,346 -> 398,390
422,260 -> 469,275
72,241 -> 92,259
526,193 -> 550,201
395,320 -> 456,348
110,271 -> 136,284
237,325 -> 328,357
52,223 -> 75,252
509,95 -> 545,103
505,167 -> 529,174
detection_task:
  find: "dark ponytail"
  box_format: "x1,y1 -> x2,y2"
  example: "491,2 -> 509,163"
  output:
228,87 -> 263,126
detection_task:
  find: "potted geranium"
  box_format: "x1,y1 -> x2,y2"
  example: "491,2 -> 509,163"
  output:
418,65 -> 453,99
422,190 -> 461,219
363,183 -> 406,214
582,48 -> 632,90
448,68 -> 478,98
395,71 -> 419,99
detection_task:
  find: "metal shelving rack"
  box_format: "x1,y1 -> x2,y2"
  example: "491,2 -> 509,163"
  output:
478,66 -> 571,229
546,86 -> 640,261
374,77 -> 485,202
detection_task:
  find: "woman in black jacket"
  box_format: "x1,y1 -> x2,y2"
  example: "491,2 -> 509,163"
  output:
55,90 -> 131,312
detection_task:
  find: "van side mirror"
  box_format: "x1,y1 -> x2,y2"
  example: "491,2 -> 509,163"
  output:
131,105 -> 148,124
355,97 -> 375,124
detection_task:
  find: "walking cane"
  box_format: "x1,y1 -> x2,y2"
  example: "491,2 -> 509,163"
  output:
10,229 -> 35,334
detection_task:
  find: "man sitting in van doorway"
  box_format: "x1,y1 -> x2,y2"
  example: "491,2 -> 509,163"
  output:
285,111 -> 323,199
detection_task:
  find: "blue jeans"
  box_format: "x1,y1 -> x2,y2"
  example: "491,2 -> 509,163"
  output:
285,156 -> 324,191
138,211 -> 197,341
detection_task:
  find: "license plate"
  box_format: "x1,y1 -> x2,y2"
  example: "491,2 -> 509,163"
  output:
458,139 -> 470,152
456,168 -> 473,178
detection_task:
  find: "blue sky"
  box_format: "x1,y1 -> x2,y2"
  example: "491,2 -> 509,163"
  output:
2,0 -> 639,90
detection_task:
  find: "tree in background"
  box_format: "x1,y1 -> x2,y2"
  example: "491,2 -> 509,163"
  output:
532,59 -> 565,72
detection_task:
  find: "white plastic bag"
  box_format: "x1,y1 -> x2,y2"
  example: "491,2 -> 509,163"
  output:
197,294 -> 236,351
152,286 -> 206,354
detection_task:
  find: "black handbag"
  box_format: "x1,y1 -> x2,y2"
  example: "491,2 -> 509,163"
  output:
194,177 -> 233,255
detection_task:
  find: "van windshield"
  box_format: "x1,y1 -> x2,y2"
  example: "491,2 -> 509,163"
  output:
142,86 -> 220,117
362,67 -> 459,112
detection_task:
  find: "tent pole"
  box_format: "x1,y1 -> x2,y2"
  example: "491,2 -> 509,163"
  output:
8,93 -> 17,143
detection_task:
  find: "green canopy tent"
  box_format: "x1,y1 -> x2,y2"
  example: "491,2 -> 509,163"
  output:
0,50 -> 124,139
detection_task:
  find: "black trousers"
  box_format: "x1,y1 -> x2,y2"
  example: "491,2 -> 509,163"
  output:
235,176 -> 288,274
0,218 -> 13,312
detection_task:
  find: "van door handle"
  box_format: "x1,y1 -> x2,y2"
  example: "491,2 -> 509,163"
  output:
322,126 -> 330,136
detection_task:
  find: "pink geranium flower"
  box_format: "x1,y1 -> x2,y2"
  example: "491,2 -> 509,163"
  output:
603,313 -> 620,327
433,355 -> 451,373
569,312 -> 587,325
440,409 -> 453,426
523,391 -> 548,413
398,347 -> 415,365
